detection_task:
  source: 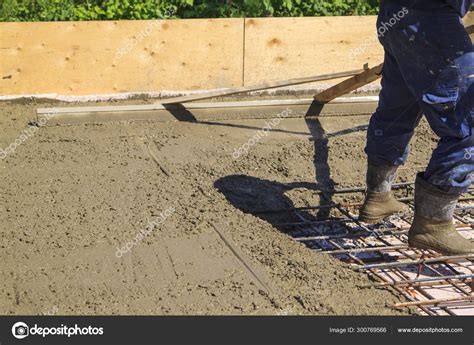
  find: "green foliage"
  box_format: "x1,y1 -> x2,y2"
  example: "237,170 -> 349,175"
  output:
0,0 -> 76,21
73,0 -> 176,20
0,0 -> 401,21
0,0 -> 178,21
164,0 -> 381,18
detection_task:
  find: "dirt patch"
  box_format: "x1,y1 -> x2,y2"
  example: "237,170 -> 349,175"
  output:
0,98 -> 436,315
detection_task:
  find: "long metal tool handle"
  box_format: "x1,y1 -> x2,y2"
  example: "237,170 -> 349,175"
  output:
158,67 -> 367,105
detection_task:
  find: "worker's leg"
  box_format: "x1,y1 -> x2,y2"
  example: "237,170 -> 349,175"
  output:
360,0 -> 425,223
365,51 -> 423,167
422,50 -> 474,194
382,8 -> 474,194
409,39 -> 474,255
381,6 -> 474,254
360,50 -> 417,222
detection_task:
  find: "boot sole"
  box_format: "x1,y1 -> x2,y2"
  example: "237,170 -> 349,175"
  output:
408,238 -> 444,254
359,213 -> 393,224
358,215 -> 386,224
359,207 -> 409,224
408,238 -> 473,256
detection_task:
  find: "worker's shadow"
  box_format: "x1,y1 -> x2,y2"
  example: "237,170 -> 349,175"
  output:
214,107 -> 368,236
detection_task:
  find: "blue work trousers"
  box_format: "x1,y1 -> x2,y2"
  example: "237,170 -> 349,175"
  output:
366,1 -> 474,195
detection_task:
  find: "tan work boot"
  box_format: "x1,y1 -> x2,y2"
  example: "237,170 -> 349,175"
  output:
359,163 -> 408,223
359,191 -> 407,223
408,173 -> 474,255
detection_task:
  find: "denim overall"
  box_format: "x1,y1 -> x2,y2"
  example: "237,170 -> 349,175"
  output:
365,0 -> 474,194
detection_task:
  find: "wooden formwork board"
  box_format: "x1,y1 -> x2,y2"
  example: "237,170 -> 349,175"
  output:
2,13 -> 472,97
0,19 -> 244,95
37,97 -> 378,126
243,16 -> 383,87
1,16 -> 382,96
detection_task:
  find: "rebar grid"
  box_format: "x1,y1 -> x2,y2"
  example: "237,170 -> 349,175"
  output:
273,183 -> 474,316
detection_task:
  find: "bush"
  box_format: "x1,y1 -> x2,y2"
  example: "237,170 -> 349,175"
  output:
0,0 -> 381,21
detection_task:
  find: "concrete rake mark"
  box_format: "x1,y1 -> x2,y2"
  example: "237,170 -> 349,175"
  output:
135,135 -> 171,178
210,223 -> 272,295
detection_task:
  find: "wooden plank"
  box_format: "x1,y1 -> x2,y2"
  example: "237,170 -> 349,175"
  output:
244,16 -> 383,87
465,11 -> 473,34
1,15 -> 472,97
314,63 -> 383,103
37,97 -> 378,126
465,11 -> 474,28
159,68 -> 365,104
0,19 -> 244,95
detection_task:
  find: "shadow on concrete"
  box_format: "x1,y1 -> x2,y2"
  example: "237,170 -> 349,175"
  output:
214,111 -> 368,234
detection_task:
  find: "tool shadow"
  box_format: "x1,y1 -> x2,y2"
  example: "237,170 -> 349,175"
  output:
214,118 -> 368,239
